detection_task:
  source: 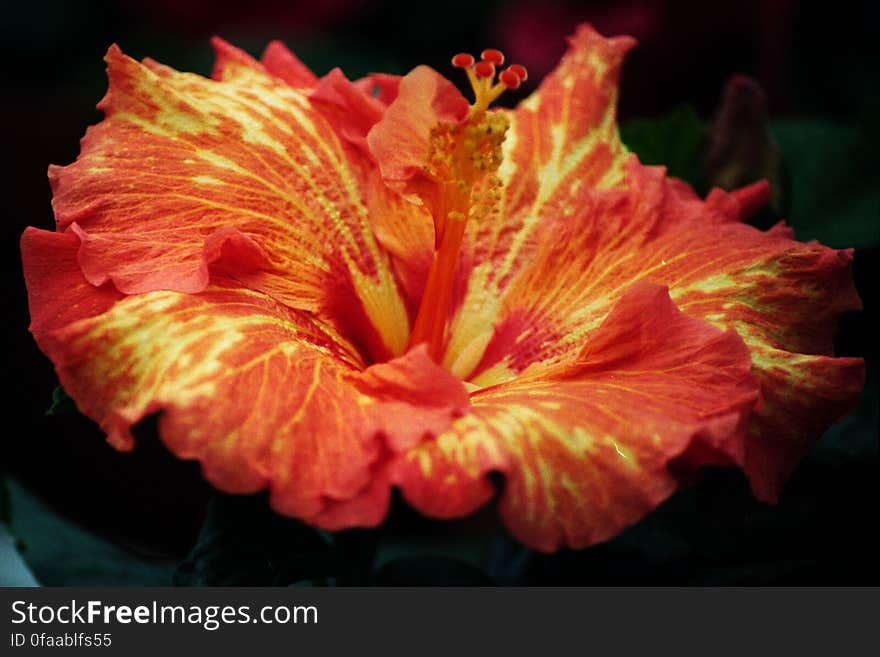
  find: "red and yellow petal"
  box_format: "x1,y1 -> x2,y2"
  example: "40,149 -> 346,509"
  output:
393,283 -> 761,552
444,24 -> 634,376
50,43 -> 409,361
495,23 -> 634,217
22,228 -> 469,527
464,161 -> 864,501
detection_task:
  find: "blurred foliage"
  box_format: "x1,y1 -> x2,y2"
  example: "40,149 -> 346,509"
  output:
620,105 -> 706,188
0,480 -> 10,525
621,109 -> 880,248
46,385 -> 77,416
0,524 -> 40,586
771,120 -> 880,248
174,493 -> 505,585
4,479 -> 175,585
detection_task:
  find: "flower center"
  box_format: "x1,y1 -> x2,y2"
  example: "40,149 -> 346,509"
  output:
407,50 -> 527,362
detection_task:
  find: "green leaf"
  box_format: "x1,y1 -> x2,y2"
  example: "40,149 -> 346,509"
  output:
771,120 -> 880,248
46,385 -> 77,416
620,105 -> 706,187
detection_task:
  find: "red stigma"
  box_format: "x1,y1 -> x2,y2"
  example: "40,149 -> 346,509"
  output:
451,53 -> 475,68
480,49 -> 505,66
450,49 -> 525,112
499,69 -> 522,89
507,64 -> 528,82
474,61 -> 495,78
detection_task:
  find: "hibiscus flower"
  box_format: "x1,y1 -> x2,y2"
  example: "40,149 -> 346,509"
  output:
21,25 -> 863,553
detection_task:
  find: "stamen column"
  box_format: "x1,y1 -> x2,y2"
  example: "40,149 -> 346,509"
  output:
407,50 -> 527,362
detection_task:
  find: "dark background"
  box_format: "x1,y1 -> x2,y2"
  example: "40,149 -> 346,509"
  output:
2,0 -> 877,584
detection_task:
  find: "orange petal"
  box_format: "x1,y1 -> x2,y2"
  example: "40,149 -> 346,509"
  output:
356,344 -> 471,453
260,40 -> 318,88
362,167 -> 435,317
22,228 -> 469,528
210,36 -> 264,82
49,44 -> 410,360
367,65 -> 469,187
21,228 -> 123,335
211,36 -> 319,91
392,283 -> 760,552
743,348 -> 864,502
354,73 -> 401,106
309,67 -> 388,153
